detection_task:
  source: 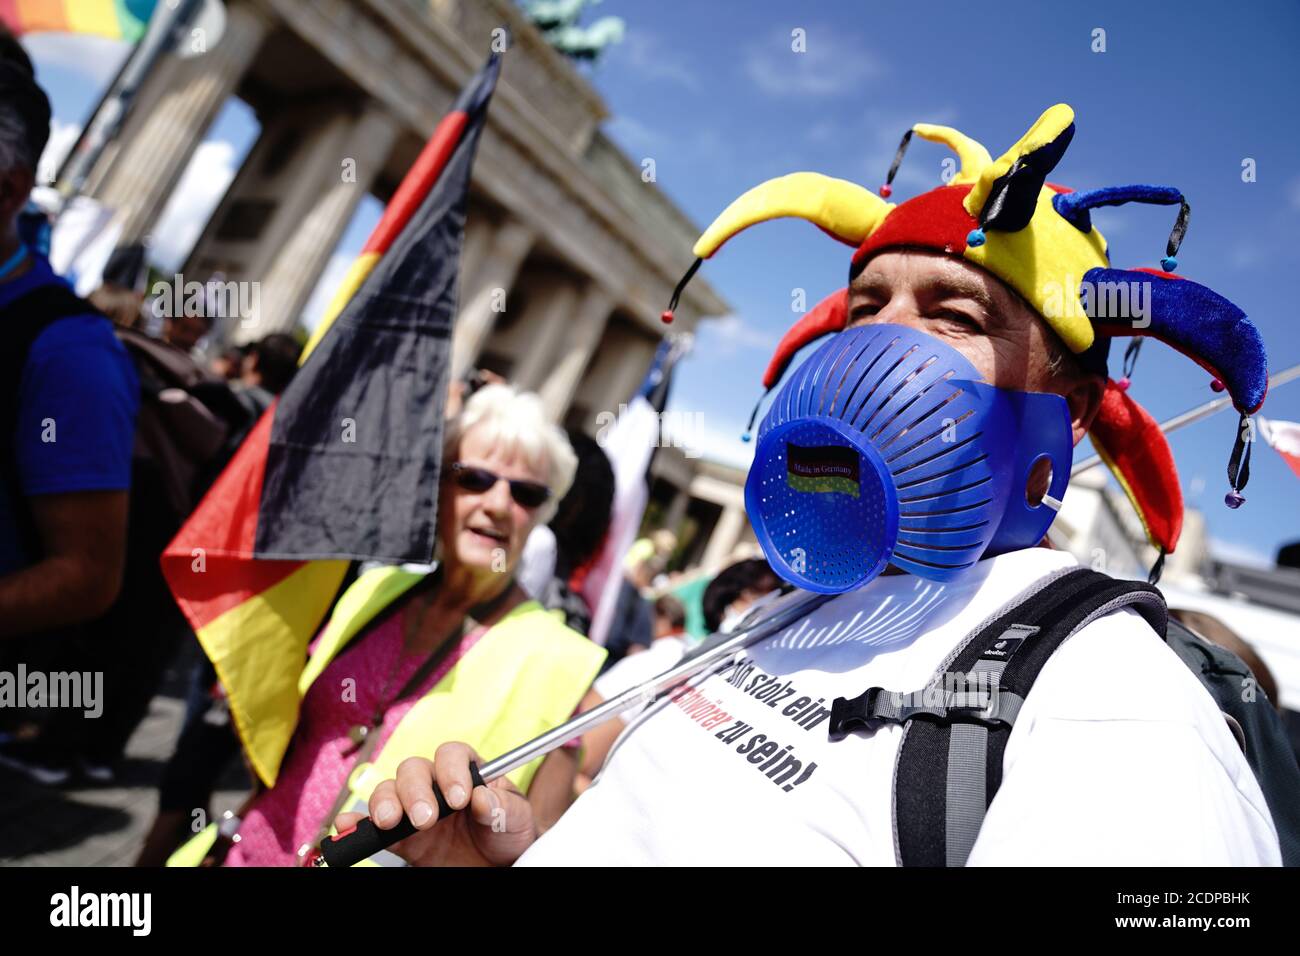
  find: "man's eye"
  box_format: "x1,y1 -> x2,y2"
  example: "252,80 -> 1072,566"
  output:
935,310 -> 978,328
849,304 -> 883,324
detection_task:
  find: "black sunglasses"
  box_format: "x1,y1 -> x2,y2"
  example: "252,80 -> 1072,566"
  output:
447,462 -> 552,509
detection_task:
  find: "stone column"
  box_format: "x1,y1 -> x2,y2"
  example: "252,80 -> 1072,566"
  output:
89,1 -> 272,242
235,105 -> 400,341
450,218 -> 535,380
538,281 -> 614,421
597,334 -> 657,416
663,487 -> 690,535
456,213 -> 495,300
511,279 -> 579,391
701,504 -> 748,571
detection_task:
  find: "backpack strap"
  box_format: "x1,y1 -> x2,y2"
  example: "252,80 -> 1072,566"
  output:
827,567 -> 1167,867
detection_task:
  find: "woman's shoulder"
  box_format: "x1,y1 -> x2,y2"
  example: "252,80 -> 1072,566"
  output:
496,596 -> 605,657
501,595 -> 579,636
343,565 -> 430,611
318,566 -> 431,646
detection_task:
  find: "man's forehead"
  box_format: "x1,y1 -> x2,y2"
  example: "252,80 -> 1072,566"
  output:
849,250 -> 1022,317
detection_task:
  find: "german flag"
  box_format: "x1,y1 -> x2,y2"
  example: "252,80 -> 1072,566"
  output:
161,52 -> 501,787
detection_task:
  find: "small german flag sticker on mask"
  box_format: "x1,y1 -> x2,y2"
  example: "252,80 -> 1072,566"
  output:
786,443 -> 860,498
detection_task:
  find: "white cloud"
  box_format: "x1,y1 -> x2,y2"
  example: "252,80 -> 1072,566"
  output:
36,117 -> 81,185
662,411 -> 755,471
32,120 -> 239,278
1208,536 -> 1274,570
615,31 -> 702,91
744,26 -> 884,97
862,106 -> 959,193
695,313 -> 778,356
300,250 -> 355,333
806,119 -> 838,145
1087,209 -> 1129,238
604,114 -> 666,157
1227,239 -> 1260,272
148,138 -> 238,272
603,114 -> 734,181
21,33 -> 130,89
799,106 -> 962,193
30,123 -> 242,280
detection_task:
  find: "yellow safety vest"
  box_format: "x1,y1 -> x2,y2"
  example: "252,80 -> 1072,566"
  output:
168,566 -> 605,866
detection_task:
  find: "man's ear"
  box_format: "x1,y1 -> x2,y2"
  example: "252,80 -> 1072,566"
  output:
1063,371 -> 1106,446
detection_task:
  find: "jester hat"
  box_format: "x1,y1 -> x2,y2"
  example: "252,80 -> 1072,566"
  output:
663,105 -> 1269,570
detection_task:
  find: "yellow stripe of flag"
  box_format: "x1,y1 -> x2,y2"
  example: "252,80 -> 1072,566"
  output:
196,559 -> 348,787
299,250 -> 381,365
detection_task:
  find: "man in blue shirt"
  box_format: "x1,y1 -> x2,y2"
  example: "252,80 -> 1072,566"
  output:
0,36 -> 139,647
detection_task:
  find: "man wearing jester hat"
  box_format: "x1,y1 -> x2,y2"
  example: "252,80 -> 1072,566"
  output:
345,105 -> 1282,866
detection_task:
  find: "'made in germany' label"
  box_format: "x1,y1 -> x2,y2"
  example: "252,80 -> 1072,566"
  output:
786,443 -> 860,498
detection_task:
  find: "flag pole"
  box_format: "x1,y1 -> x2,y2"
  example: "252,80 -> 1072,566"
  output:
1072,362 -> 1300,478
51,0 -> 204,214
49,39 -> 133,185
313,588 -> 834,867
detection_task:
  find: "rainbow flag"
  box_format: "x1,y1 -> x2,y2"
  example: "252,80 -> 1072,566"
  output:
0,0 -> 157,43
161,52 -> 501,787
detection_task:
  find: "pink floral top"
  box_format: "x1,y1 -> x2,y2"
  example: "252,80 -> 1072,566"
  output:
225,607 -> 486,867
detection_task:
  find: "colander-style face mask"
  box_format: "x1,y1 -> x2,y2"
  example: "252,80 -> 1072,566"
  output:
744,324 -> 1073,594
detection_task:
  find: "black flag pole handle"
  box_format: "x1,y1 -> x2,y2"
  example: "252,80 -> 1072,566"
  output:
310,589 -> 832,867
316,763 -> 486,867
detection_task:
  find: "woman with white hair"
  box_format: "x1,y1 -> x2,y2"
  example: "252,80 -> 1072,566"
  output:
170,384 -> 605,866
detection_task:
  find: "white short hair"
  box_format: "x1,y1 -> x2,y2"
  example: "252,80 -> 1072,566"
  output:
443,383 -> 577,523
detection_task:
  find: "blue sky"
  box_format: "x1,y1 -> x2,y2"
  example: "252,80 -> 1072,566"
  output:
21,0 -> 1300,567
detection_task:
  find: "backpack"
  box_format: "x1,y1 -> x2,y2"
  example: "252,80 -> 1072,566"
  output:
825,567 -> 1300,866
113,327 -> 234,520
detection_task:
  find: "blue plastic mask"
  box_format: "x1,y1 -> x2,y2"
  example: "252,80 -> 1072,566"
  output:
744,323 -> 1073,594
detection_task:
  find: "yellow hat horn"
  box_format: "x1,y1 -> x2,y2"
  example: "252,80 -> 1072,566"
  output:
693,172 -> 892,259
963,103 -> 1075,222
661,173 -> 892,323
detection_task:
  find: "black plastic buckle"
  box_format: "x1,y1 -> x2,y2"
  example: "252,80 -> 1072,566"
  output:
829,686 -> 887,741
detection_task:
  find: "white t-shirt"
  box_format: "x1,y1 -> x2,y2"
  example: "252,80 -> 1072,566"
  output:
517,525 -> 557,601
517,547 -> 1281,866
593,636 -> 687,703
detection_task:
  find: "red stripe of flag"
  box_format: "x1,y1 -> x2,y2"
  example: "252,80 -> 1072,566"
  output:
363,111 -> 469,256
162,407 -> 304,630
